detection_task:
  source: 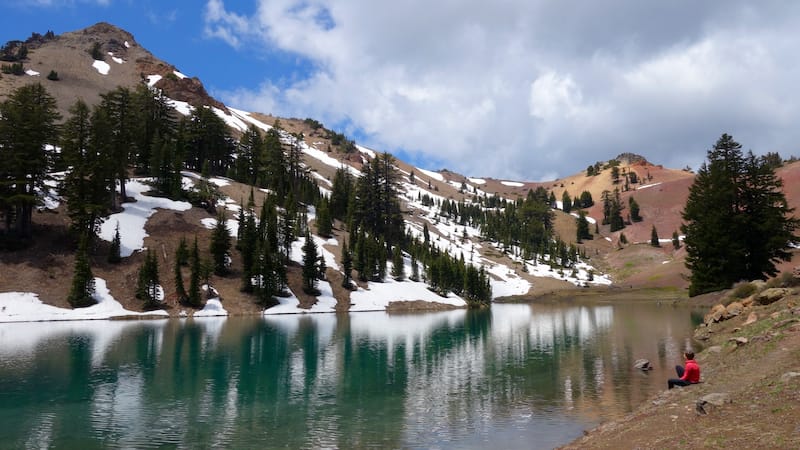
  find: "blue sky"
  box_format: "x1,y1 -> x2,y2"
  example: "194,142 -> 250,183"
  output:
3,1 -> 800,181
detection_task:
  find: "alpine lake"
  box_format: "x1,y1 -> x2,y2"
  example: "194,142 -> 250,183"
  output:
0,295 -> 703,449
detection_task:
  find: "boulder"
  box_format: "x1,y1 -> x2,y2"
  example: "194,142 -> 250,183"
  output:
707,345 -> 722,354
695,393 -> 732,415
754,288 -> 792,306
781,372 -> 800,383
634,359 -> 653,371
705,304 -> 727,324
724,301 -> 744,319
743,311 -> 758,326
741,296 -> 754,307
729,336 -> 748,346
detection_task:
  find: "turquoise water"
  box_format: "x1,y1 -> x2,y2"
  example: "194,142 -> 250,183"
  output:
0,301 -> 701,449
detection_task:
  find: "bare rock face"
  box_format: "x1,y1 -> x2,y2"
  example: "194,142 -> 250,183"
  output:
695,392 -> 731,415
743,311 -> 758,326
781,372 -> 800,383
755,288 -> 792,305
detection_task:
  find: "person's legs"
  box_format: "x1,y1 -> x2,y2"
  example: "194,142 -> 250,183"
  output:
668,378 -> 690,389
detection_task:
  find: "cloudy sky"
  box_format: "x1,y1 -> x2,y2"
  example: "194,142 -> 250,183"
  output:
3,1 -> 800,180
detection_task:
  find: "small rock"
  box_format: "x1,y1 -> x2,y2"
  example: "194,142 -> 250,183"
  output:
696,392 -> 732,415
773,318 -> 799,329
781,372 -> 800,383
634,359 -> 653,371
729,336 -> 748,346
743,311 -> 758,326
741,296 -> 754,307
707,345 -> 722,354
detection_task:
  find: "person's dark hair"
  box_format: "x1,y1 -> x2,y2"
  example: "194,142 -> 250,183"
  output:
684,351 -> 695,359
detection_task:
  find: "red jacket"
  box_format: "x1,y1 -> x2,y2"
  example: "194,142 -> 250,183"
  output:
681,359 -> 701,383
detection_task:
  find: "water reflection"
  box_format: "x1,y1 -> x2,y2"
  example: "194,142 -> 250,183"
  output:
0,302 -> 699,449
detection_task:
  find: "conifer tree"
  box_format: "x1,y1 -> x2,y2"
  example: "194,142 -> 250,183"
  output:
174,248 -> 187,304
68,237 -> 96,308
108,221 -> 121,263
136,249 -> 161,308
0,82 -> 61,241
672,231 -> 681,250
341,238 -> 353,289
210,211 -> 231,276
410,252 -> 420,282
629,197 -> 642,222
301,230 -> 320,295
650,225 -> 660,247
576,211 -> 592,242
187,237 -> 202,307
176,236 -> 189,266
561,191 -> 572,212
316,197 -> 332,237
682,133 -> 799,295
391,246 -> 405,281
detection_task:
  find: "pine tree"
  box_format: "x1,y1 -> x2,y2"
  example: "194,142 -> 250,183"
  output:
672,231 -> 681,250
410,251 -> 420,282
316,197 -> 332,237
629,197 -> 642,222
341,238 -> 353,289
682,134 -> 799,296
650,225 -> 660,247
67,237 -> 96,308
301,230 -> 320,295
0,83 -> 61,242
108,221 -> 122,263
576,211 -> 592,242
391,246 -> 405,281
176,236 -> 189,266
136,249 -> 161,309
561,191 -> 572,212
210,211 -> 231,276
187,237 -> 202,307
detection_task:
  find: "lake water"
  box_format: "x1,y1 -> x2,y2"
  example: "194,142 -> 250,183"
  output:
0,300 -> 702,449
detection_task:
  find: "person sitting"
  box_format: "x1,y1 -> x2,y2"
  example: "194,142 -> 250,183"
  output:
667,351 -> 700,389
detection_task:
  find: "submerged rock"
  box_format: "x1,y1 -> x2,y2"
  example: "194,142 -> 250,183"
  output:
634,359 -> 653,371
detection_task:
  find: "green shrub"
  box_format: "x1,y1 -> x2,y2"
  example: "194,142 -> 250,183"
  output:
730,280 -> 756,299
765,271 -> 800,289
46,70 -> 58,81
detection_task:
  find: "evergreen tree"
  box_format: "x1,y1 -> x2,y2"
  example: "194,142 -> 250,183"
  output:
391,246 -> 405,281
301,230 -> 320,295
629,197 -> 642,222
0,83 -> 61,241
67,237 -> 95,308
561,191 -> 572,212
650,225 -> 660,247
341,238 -> 353,289
210,211 -> 231,276
682,134 -> 799,296
672,230 -> 681,250
176,236 -> 189,266
410,251 -> 420,282
136,249 -> 161,308
98,87 -> 135,208
578,190 -> 594,208
187,237 -> 202,307
576,211 -> 592,242
316,197 -> 333,237
107,221 -> 121,263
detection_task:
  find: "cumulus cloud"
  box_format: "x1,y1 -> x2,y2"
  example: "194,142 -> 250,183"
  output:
205,0 -> 800,180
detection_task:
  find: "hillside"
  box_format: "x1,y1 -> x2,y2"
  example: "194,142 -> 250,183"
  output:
3,23 -> 800,320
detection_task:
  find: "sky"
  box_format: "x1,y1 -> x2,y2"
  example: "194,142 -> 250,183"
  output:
2,1 -> 800,181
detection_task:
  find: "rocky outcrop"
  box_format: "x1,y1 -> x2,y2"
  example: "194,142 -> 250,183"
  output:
754,288 -> 792,305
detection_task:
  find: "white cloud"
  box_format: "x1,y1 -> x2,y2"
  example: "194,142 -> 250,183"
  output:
205,0 -> 800,180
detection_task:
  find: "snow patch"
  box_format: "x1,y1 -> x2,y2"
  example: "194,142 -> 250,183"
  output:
0,278 -> 168,323
98,179 -> 192,257
112,56 -> 124,64
418,168 -> 444,182
25,69 -> 40,76
92,60 -> 110,75
212,107 -> 249,133
124,41 -> 130,48
500,180 -> 524,187
637,182 -> 662,190
173,70 -> 187,79
146,74 -> 162,87
468,178 -> 486,185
